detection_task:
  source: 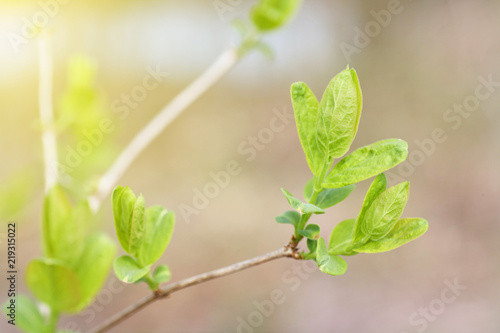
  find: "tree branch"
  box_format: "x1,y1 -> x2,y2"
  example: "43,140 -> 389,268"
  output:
88,48 -> 240,212
87,246 -> 298,333
38,32 -> 58,193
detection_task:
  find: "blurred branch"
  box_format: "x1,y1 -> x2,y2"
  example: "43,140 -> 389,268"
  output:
87,246 -> 298,333
38,32 -> 58,193
88,48 -> 240,212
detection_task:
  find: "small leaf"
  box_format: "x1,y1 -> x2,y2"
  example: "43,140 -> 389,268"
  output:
307,238 -> 317,252
303,177 -> 355,209
113,255 -> 150,284
26,258 -> 81,313
360,182 -> 410,241
352,174 -> 387,246
317,67 -> 362,160
251,0 -> 302,31
281,188 -> 324,214
73,233 -> 116,311
323,139 -> 408,188
136,206 -> 175,267
3,295 -> 48,333
275,210 -> 301,229
316,237 -> 347,276
328,219 -> 357,256
152,265 -> 172,284
112,186 -> 146,256
291,82 -> 325,177
298,224 -> 320,239
354,218 -> 428,253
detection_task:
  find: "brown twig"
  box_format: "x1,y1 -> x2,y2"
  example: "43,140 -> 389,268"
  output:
87,246 -> 298,333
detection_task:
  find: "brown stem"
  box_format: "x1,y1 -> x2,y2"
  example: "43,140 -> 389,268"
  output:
87,246 -> 298,333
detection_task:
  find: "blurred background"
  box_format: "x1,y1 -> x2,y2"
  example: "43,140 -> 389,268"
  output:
1,0 -> 499,332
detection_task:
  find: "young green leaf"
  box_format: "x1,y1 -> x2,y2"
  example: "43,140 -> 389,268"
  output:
352,174 -> 387,246
26,258 -> 81,313
315,237 -> 347,276
3,295 -> 48,333
307,238 -> 317,252
298,224 -> 320,239
251,0 -> 302,31
275,210 -> 301,229
113,255 -> 150,284
112,186 -> 146,256
72,233 -> 116,310
281,188 -> 324,214
291,82 -> 325,177
152,264 -> 172,284
303,177 -> 355,209
354,218 -> 428,253
316,67 -> 362,160
323,139 -> 408,188
136,206 -> 175,267
328,219 -> 357,256
42,186 -> 85,262
360,182 -> 410,241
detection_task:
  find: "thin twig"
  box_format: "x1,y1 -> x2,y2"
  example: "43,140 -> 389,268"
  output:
88,48 -> 240,212
38,32 -> 58,192
87,246 -> 297,333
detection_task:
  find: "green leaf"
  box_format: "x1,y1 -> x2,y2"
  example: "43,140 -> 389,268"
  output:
281,188 -> 324,214
26,258 -> 81,313
315,237 -> 347,276
352,174 -> 387,246
251,0 -> 302,31
113,255 -> 150,284
3,295 -> 48,333
303,177 -> 355,209
317,67 -> 362,160
354,218 -> 428,253
328,219 -> 357,256
275,210 -> 301,229
152,265 -> 172,284
42,186 -> 71,258
136,206 -> 175,267
359,182 -> 410,242
291,82 -> 325,177
73,233 -> 116,311
323,139 -> 408,188
112,186 -> 146,256
298,224 -> 320,239
306,238 -> 317,252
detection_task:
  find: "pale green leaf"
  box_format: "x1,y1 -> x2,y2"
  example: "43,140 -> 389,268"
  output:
113,255 -> 150,284
3,295 -> 48,333
328,219 -> 357,256
281,188 -> 324,214
291,82 -> 325,176
26,258 -> 81,313
316,237 -> 347,276
251,0 -> 302,31
73,233 -> 116,311
112,186 -> 146,256
360,182 -> 410,241
354,218 -> 428,253
152,265 -> 172,284
352,174 -> 387,246
303,177 -> 355,209
317,67 -> 362,160
136,206 -> 175,267
323,139 -> 408,188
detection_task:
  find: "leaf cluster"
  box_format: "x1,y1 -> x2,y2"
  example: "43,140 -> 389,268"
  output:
277,67 -> 428,275
112,186 -> 175,290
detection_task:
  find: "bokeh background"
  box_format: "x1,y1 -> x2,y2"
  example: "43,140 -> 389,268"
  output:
1,0 -> 500,332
